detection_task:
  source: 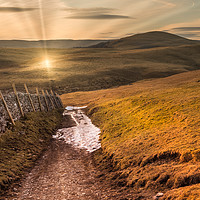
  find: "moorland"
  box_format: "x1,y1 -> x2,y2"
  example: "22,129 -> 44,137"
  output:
1,31 -> 200,199
0,31 -> 199,94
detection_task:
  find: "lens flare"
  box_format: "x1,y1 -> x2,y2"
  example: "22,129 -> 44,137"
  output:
44,59 -> 50,68
38,0 -> 48,60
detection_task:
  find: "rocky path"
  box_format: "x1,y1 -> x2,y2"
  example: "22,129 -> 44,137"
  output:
10,141 -> 110,200
1,112 -> 153,200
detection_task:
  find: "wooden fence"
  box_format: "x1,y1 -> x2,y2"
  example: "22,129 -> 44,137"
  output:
0,84 -> 63,131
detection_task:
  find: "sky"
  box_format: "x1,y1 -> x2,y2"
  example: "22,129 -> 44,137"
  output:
0,0 -> 200,40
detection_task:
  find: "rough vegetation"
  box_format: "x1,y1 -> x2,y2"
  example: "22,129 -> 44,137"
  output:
0,32 -> 200,94
1,31 -> 200,198
61,70 -> 200,199
0,110 -> 62,194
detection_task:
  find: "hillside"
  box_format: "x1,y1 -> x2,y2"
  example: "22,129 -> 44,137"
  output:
61,70 -> 200,199
0,43 -> 200,93
90,31 -> 200,49
0,110 -> 62,194
0,39 -> 107,49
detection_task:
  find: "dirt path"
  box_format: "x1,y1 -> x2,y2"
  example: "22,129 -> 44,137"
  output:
11,141 -> 110,200
1,115 -> 132,200
1,114 -> 152,200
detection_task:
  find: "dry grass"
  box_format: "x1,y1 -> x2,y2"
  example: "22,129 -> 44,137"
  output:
163,184 -> 200,199
61,70 -> 200,198
0,110 -> 62,194
0,44 -> 200,93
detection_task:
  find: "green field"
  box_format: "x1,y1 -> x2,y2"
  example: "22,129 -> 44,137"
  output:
0,44 -> 200,94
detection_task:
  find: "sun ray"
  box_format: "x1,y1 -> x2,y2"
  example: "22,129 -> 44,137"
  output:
191,0 -> 195,7
38,0 -> 48,59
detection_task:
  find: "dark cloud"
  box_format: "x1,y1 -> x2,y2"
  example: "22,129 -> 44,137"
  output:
65,7 -> 115,14
178,33 -> 200,38
65,7 -> 131,20
0,7 -> 37,13
169,27 -> 200,31
68,14 -> 131,19
100,32 -> 114,35
165,26 -> 200,39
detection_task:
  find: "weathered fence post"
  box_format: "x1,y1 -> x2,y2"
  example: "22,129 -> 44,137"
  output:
46,90 -> 55,109
56,93 -> 64,108
0,90 -> 15,125
24,84 -> 36,112
50,90 -> 59,108
36,88 -> 42,111
12,83 -> 24,117
42,90 -> 49,111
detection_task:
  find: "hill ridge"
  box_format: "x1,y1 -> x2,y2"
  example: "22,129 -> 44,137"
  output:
90,31 -> 200,49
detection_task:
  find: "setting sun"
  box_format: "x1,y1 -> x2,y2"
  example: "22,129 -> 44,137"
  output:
44,59 -> 51,68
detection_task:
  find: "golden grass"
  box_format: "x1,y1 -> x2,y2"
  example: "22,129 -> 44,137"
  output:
163,184 -> 200,199
0,44 -> 200,93
61,70 -> 200,198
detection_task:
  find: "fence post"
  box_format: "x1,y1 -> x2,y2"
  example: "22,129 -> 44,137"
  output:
50,90 -> 59,108
56,93 -> 64,108
24,84 -> 36,112
0,90 -> 15,125
46,90 -> 55,109
12,83 -> 24,117
36,88 -> 42,111
42,90 -> 49,111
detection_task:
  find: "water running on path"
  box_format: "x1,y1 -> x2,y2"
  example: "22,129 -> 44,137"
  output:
2,108 -> 153,200
54,106 -> 101,152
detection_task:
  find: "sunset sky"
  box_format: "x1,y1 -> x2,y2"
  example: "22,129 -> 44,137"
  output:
0,0 -> 199,40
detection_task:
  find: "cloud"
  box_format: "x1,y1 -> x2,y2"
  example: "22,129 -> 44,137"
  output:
125,33 -> 135,36
178,33 -> 200,38
64,7 -> 131,20
0,7 -> 37,12
67,14 -> 131,19
152,0 -> 176,8
65,7 -> 115,14
169,27 -> 200,31
163,25 -> 200,40
100,32 -> 114,35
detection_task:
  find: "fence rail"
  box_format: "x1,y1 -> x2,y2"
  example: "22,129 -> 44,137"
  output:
0,84 -> 63,133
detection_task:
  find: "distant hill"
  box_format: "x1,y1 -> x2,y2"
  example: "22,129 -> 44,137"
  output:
90,31 -> 200,49
0,39 -> 107,49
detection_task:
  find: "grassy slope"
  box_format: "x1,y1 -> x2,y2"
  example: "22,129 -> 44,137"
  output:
61,70 -> 200,199
0,110 -> 62,194
0,44 -> 200,93
91,31 -> 200,49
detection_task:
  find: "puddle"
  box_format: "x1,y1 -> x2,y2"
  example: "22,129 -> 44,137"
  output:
53,106 -> 101,152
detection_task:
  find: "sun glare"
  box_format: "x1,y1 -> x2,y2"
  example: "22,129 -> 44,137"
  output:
44,59 -> 51,68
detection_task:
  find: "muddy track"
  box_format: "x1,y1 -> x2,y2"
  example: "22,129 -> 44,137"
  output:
1,114 -> 152,200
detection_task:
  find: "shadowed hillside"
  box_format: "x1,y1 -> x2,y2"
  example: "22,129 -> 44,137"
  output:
90,31 -> 200,49
0,39 -> 107,49
61,70 -> 200,199
0,43 -> 200,93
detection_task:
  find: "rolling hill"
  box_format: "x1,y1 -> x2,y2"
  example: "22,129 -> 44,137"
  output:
90,31 -> 200,49
0,43 -> 200,93
0,31 -> 200,95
